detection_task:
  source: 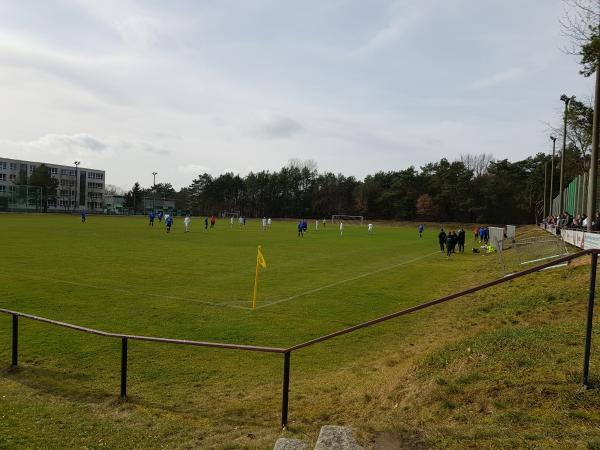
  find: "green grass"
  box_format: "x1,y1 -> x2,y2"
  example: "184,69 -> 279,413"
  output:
1,215 -> 600,448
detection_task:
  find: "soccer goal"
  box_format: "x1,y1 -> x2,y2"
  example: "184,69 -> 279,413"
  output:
221,211 -> 240,219
497,234 -> 569,276
331,214 -> 364,226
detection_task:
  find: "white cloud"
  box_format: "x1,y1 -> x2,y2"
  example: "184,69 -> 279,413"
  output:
1,133 -> 107,158
468,67 -> 527,90
255,114 -> 304,139
119,139 -> 170,155
359,1 -> 433,52
178,164 -> 211,174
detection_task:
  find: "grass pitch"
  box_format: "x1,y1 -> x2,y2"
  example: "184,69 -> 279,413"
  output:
2,216 -> 600,448
0,214 -> 466,347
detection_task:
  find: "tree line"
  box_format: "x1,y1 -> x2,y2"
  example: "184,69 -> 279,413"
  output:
122,144 -> 589,224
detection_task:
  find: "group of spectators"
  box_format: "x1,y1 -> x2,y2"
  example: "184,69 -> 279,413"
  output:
437,226 -> 496,258
437,228 -> 466,257
543,212 -> 600,231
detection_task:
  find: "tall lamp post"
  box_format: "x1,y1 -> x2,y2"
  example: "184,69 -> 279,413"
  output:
544,161 -> 548,219
549,136 -> 557,216
559,94 -> 573,216
74,161 -> 80,212
152,171 -> 158,212
587,57 -> 600,231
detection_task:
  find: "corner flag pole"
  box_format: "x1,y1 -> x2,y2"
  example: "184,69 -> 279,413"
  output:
252,255 -> 260,309
253,245 -> 267,309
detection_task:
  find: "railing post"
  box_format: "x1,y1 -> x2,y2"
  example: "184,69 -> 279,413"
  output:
11,315 -> 18,367
583,251 -> 598,388
120,338 -> 128,398
281,352 -> 291,430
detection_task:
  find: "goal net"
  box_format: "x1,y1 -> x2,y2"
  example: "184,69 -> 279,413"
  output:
497,234 -> 569,276
331,215 -> 364,226
0,185 -> 43,212
221,211 -> 240,218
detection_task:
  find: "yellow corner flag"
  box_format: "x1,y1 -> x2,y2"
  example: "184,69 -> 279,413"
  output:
257,245 -> 267,269
253,245 -> 267,309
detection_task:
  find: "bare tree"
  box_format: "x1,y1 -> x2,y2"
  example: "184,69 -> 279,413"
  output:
288,158 -> 318,172
459,153 -> 495,177
561,0 -> 600,74
104,184 -> 126,195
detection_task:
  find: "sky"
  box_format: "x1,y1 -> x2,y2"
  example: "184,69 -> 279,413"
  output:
0,0 -> 595,190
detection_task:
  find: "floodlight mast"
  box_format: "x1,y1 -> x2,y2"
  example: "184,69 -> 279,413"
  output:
152,171 -> 158,212
559,95 -> 573,216
549,136 -> 557,216
74,161 -> 80,212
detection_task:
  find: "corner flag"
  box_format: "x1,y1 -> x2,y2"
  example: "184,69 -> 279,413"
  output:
253,245 -> 267,309
257,245 -> 267,269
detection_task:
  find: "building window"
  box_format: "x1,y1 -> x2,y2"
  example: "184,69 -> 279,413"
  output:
50,167 -> 58,175
9,174 -> 16,181
0,174 -> 6,181
0,185 -> 5,193
9,163 -> 17,171
0,162 -> 6,170
29,165 -> 36,172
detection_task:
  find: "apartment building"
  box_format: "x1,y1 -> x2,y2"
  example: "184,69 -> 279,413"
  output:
0,157 -> 105,212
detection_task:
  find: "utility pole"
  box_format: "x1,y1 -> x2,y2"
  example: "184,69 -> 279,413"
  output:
74,161 -> 80,212
544,161 -> 548,218
152,171 -> 158,213
550,136 -> 557,216
588,60 -> 600,230
559,94 -> 572,216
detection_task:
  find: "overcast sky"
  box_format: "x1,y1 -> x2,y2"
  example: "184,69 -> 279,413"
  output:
0,0 -> 594,189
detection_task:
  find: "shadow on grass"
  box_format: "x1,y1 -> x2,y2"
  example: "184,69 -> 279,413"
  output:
1,364 -> 113,403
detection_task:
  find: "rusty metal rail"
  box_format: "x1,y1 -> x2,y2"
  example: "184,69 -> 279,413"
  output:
2,248 -> 599,429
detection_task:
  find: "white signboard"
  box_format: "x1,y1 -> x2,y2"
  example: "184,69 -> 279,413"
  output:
562,229 -> 575,246
488,226 -> 505,250
584,232 -> 600,250
506,225 -> 516,239
575,231 -> 585,248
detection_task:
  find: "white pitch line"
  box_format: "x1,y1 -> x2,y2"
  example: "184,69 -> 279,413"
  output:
1,249 -> 439,312
519,254 -> 563,265
250,251 -> 439,310
0,271 -> 248,310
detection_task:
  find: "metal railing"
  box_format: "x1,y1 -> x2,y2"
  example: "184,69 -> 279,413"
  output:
2,249 -> 599,429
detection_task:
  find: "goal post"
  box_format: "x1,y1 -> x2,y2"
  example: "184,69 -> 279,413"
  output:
331,214 -> 364,226
497,234 -> 569,276
221,211 -> 240,218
